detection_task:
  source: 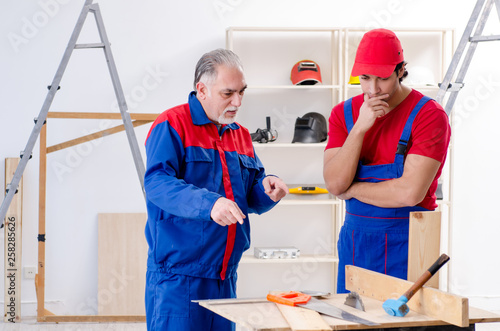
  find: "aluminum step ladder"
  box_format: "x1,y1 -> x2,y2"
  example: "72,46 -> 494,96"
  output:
436,0 -> 500,114
0,0 -> 146,227
435,0 -> 500,293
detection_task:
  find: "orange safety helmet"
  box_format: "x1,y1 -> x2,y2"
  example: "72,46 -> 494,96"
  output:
290,60 -> 322,85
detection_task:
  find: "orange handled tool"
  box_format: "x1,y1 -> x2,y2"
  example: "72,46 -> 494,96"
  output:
267,291 -> 311,306
267,290 -> 380,326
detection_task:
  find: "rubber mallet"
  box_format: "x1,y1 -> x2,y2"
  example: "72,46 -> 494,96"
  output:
382,253 -> 450,317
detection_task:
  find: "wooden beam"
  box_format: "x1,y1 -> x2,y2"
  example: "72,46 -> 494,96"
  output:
37,122 -> 47,321
345,265 -> 469,327
199,294 -> 500,330
46,120 -> 152,154
47,112 -> 158,121
268,290 -> 332,331
198,300 -> 290,330
40,315 -> 146,323
276,304 -> 332,331
408,211 -> 442,288
4,158 -> 23,322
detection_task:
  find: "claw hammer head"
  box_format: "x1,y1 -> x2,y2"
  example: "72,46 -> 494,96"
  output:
382,295 -> 409,317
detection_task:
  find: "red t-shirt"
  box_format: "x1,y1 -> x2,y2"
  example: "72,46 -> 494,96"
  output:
326,89 -> 451,210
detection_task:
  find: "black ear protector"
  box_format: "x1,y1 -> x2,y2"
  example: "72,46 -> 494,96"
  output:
251,116 -> 278,143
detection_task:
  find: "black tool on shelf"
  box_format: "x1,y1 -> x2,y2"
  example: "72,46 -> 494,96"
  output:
251,116 -> 277,143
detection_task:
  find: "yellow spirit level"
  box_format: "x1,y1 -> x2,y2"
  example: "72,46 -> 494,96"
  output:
288,186 -> 329,194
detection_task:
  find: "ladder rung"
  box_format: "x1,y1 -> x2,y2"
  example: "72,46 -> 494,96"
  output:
75,43 -> 105,49
439,82 -> 465,92
5,184 -> 18,195
469,35 -> 500,42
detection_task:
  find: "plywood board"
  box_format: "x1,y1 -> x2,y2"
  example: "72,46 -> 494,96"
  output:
4,158 -> 23,322
345,265 -> 468,327
97,213 -> 148,315
198,294 -> 500,330
199,300 -> 290,330
276,303 -> 332,331
408,211 -> 442,288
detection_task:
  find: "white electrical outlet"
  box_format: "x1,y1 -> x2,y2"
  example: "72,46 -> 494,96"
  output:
24,266 -> 37,279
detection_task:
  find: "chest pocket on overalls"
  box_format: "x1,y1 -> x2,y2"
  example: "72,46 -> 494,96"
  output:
184,147 -> 216,191
238,154 -> 260,192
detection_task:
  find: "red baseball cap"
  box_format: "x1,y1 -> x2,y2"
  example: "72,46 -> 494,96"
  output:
351,29 -> 404,78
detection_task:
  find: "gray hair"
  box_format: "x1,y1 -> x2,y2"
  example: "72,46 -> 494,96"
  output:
193,48 -> 243,90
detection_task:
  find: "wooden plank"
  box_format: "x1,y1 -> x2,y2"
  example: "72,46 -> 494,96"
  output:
408,211 -> 442,288
46,120 -> 152,153
469,306 -> 500,324
37,122 -> 47,321
276,304 -> 332,331
199,294 -> 500,330
41,315 -> 146,323
47,111 -> 158,120
198,300 -> 290,330
4,158 -> 23,322
97,213 -> 148,315
321,295 -> 437,329
267,291 -> 331,331
345,265 -> 469,327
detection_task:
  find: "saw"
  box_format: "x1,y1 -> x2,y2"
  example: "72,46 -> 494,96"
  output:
267,291 -> 379,326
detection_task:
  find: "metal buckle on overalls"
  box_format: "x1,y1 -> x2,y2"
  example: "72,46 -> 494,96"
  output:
396,140 -> 408,155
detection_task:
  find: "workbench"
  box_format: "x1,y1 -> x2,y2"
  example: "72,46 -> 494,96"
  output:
198,294 -> 500,330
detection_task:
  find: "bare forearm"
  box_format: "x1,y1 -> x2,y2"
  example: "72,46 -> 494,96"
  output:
323,127 -> 365,195
345,180 -> 422,208
324,94 -> 391,196
342,154 -> 441,208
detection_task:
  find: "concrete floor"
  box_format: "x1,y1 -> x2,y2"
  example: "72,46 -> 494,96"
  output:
0,318 -> 146,331
1,317 -> 499,330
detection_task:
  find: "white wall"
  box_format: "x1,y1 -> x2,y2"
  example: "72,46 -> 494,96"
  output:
1,0 -> 500,318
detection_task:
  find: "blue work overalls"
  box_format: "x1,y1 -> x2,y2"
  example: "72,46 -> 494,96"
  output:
337,96 -> 431,294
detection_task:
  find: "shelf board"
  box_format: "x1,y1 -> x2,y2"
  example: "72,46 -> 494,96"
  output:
253,142 -> 327,148
278,199 -> 339,206
407,85 -> 440,90
227,27 -> 343,32
240,254 -> 338,264
247,85 -> 340,90
344,27 -> 454,33
346,84 -> 439,89
276,199 -> 445,206
274,199 -> 446,207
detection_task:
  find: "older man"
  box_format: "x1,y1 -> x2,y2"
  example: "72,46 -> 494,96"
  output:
144,48 -> 288,330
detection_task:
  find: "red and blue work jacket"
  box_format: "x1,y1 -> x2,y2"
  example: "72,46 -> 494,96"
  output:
144,92 -> 277,280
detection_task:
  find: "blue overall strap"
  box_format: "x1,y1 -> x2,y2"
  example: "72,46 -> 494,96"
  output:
344,95 -> 432,159
395,96 -> 432,161
343,98 -> 354,133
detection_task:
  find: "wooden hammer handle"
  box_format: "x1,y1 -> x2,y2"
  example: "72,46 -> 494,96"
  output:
403,253 -> 450,301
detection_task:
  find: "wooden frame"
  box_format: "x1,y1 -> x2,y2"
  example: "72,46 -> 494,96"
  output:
346,265 -> 469,327
408,211 -> 442,288
4,158 -> 23,322
36,111 -> 157,322
198,292 -> 500,330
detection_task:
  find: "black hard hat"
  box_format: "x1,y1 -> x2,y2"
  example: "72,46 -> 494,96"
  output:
291,112 -> 327,143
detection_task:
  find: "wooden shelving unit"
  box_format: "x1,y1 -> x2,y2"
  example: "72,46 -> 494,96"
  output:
226,26 -> 454,297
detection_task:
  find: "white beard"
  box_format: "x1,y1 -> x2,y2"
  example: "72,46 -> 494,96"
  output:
217,108 -> 238,124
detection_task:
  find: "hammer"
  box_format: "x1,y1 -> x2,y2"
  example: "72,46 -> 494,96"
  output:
382,253 -> 450,317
